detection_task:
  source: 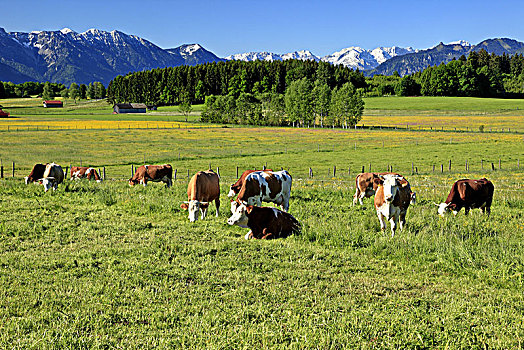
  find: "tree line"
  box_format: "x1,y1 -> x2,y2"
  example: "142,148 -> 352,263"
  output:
0,81 -> 106,100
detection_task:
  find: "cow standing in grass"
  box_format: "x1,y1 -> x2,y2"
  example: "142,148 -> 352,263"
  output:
374,174 -> 412,237
437,178 -> 494,217
129,164 -> 172,188
40,163 -> 65,192
25,163 -> 47,185
180,170 -> 220,222
70,166 -> 102,182
354,172 -> 415,205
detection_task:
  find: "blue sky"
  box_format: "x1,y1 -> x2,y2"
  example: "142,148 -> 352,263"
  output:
1,0 -> 522,57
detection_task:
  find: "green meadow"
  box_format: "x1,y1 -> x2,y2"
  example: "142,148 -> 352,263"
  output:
0,96 -> 523,348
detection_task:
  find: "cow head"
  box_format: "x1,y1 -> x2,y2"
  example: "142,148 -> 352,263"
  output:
182,200 -> 209,222
40,177 -> 55,192
381,175 -> 402,203
227,203 -> 251,228
437,202 -> 451,217
128,178 -> 139,186
227,185 -> 238,197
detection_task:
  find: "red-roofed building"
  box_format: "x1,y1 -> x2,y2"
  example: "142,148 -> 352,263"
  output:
43,100 -> 63,108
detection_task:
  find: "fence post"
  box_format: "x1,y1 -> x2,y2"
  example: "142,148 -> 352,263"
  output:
131,165 -> 134,177
369,163 -> 371,172
481,159 -> 483,170
348,166 -> 350,175
448,160 -> 451,172
217,167 -> 220,178
187,169 -> 190,179
361,166 -> 365,173
309,167 -> 313,178
465,160 -> 468,172
103,167 -> 106,180
411,162 -> 414,175
333,166 -> 336,177
491,163 -> 495,171
499,159 -> 501,170
432,165 -> 435,173
0,166 -> 3,179
441,164 -> 443,173
236,166 -> 239,179
12,162 -> 15,177
65,166 -> 69,179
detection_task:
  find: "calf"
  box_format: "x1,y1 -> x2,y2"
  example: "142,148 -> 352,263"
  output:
437,178 -> 494,217
25,163 -> 46,185
129,164 -> 172,187
70,166 -> 102,182
227,204 -> 301,240
374,174 -> 412,237
180,170 -> 220,222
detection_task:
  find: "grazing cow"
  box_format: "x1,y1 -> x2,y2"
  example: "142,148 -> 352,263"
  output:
25,163 -> 46,185
70,166 -> 102,182
40,163 -> 65,192
180,170 -> 220,222
227,169 -> 273,197
437,178 -> 494,217
232,170 -> 292,213
227,203 -> 301,240
353,172 -> 416,205
374,174 -> 412,237
129,164 -> 172,187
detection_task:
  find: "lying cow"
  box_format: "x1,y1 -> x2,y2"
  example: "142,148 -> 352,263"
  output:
129,164 -> 172,187
228,169 -> 273,197
227,203 -> 301,240
374,174 -> 412,237
70,166 -> 102,182
25,163 -> 46,184
437,178 -> 494,217
232,170 -> 292,213
354,172 -> 415,205
40,163 -> 65,192
180,170 -> 220,222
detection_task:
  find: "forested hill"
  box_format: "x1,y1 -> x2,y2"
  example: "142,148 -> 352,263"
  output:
107,60 -> 366,106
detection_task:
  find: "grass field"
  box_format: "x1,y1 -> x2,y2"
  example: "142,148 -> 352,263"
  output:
0,96 -> 523,348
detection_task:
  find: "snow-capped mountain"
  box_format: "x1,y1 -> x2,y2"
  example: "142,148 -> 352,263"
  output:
0,27 -> 222,85
228,46 -> 417,70
226,50 -> 319,62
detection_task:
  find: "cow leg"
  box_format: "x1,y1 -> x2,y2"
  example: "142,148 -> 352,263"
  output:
261,228 -> 274,239
389,215 -> 398,237
377,212 -> 387,232
353,189 -> 360,205
244,230 -> 253,240
140,179 -> 147,187
165,177 -> 172,188
281,196 -> 290,212
464,207 -> 470,215
200,207 -> 207,220
399,211 -> 406,232
215,198 -> 220,217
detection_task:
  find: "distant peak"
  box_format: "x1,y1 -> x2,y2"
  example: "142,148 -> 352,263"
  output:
60,28 -> 75,35
447,40 -> 471,47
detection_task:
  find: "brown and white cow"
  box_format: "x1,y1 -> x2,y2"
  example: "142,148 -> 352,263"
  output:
227,169 -> 273,197
25,163 -> 46,185
227,203 -> 301,240
129,164 -> 172,187
231,170 -> 292,213
180,170 -> 220,222
437,178 -> 494,217
354,172 -> 416,205
40,163 -> 65,192
70,166 -> 102,182
374,174 -> 412,237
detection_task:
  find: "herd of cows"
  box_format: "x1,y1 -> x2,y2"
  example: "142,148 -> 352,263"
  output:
23,162 -> 495,238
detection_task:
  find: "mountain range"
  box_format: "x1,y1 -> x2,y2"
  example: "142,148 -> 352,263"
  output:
0,27 -> 523,85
